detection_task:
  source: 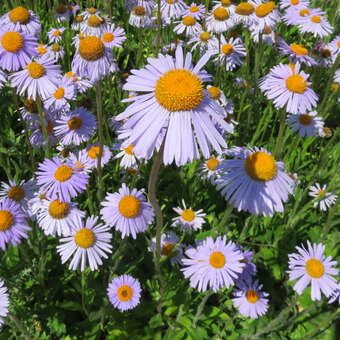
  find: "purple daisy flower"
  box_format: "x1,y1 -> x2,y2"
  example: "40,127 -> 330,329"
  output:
287,241 -> 339,301
35,156 -> 89,202
100,183 -> 154,239
232,279 -> 269,319
0,279 -> 9,326
160,0 -> 187,24
54,4 -> 72,22
286,111 -> 324,137
47,27 -> 65,43
10,55 -> 62,100
116,45 -> 230,166
183,3 -> 206,19
279,0 -> 309,11
54,107 -> 97,146
250,0 -> 280,30
236,247 -> 257,283
298,11 -> 333,38
79,143 -> 112,169
174,15 -> 202,38
0,198 -> 31,251
206,7 -> 234,34
48,43 -> 65,62
44,79 -> 76,111
100,24 -> 126,48
259,63 -> 318,114
181,235 -> 244,292
57,215 -> 112,271
107,275 -> 142,311
0,29 -> 38,71
216,147 -> 294,217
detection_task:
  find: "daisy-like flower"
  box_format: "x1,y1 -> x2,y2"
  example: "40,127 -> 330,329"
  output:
10,55 -> 62,100
0,198 -> 31,251
44,79 -> 76,111
287,241 -> 339,301
217,147 -> 294,217
36,199 -> 85,236
63,71 -> 93,94
206,7 -> 234,33
259,63 -> 318,114
174,15 -> 202,38
171,199 -> 206,232
137,0 -> 156,16
20,97 -> 39,125
100,24 -> 127,48
116,45 -> 230,166
54,4 -> 72,22
72,35 -> 114,82
80,7 -> 101,20
280,0 -> 309,10
72,14 -> 85,31
212,0 -> 236,14
232,279 -> 269,319
328,287 -> 340,305
68,4 -> 80,16
57,215 -> 112,271
47,27 -> 65,43
329,35 -> 340,62
54,107 -> 97,146
36,156 -> 89,202
282,6 -> 317,27
149,231 -> 184,266
250,25 -> 276,45
107,275 -> 142,311
233,2 -> 256,26
211,36 -> 246,71
1,6 -> 41,36
181,235 -> 244,292
0,29 -> 38,71
0,279 -> 9,326
48,43 -> 65,62
79,143 -> 112,169
199,155 -> 224,185
80,14 -> 108,36
298,12 -> 333,38
160,0 -> 187,24
286,111 -> 324,137
183,3 -> 206,19
129,6 -> 152,28
308,183 -> 338,211
100,184 -> 154,239
188,30 -> 219,53
250,0 -> 280,30
27,189 -> 49,218
36,43 -> 48,57
0,178 -> 35,214
236,247 -> 257,282
207,85 -> 228,107
29,110 -> 57,148
112,142 -> 138,169
277,38 -> 316,66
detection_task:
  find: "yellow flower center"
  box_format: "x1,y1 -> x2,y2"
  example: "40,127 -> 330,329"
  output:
117,285 -> 133,301
162,243 -> 175,256
88,146 -> 100,159
182,16 -> 196,26
53,87 -> 65,99
102,32 -> 114,42
235,2 -> 255,15
75,15 -> 83,22
129,168 -> 137,175
299,8 -> 310,16
206,157 -> 220,170
255,2 -> 275,18
213,7 -> 229,20
286,75 -> 307,94
26,62 -> 45,79
51,43 -> 61,52
75,228 -> 95,248
181,209 -> 195,222
209,251 -> 226,268
118,195 -> 141,218
87,15 -> 101,27
54,165 -> 73,182
168,0 -> 178,3
190,6 -> 199,13
222,43 -> 234,55
263,25 -> 272,34
24,98 -> 37,113
67,117 -> 82,130
88,7 -> 97,14
78,36 -> 105,61
7,186 -> 25,201
321,49 -> 331,58
331,83 -> 339,92
53,30 -> 60,37
9,6 -> 30,24
124,145 -> 134,155
56,4 -> 68,14
37,45 -> 47,54
311,15 -> 321,23
337,41 -> 340,49
246,290 -> 259,303
207,87 -> 221,100
290,43 -> 307,55
290,0 -> 299,5
0,210 -> 14,231
298,114 -> 312,126
155,69 -> 203,111
244,151 -> 277,181
133,6 -> 146,16
317,189 -> 325,196
305,258 -> 324,278
200,31 -> 211,42
1,31 -> 23,53
48,199 -> 69,219
221,0 -> 231,7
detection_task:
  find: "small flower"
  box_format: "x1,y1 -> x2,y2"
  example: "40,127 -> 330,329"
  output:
160,0 -> 187,24
0,279 -> 9,326
279,0 -> 310,11
286,111 -> 324,137
183,3 -> 206,19
72,14 -> 84,30
48,43 -> 65,62
80,143 -> 112,169
287,241 -> 339,301
206,7 -> 234,33
250,0 -> 280,30
100,24 -> 127,48
54,4 -> 72,22
233,2 -> 256,26
199,155 -> 224,185
129,6 -> 152,28
112,142 -> 138,169
188,29 -> 219,53
174,15 -> 202,37
236,247 -> 257,282
47,27 -> 65,43
107,275 -> 142,311
250,24 -> 276,45
309,183 -> 338,211
298,12 -> 333,38
44,79 -> 76,111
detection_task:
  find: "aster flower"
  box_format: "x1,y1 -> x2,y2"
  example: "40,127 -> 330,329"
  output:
172,199 -> 206,232
116,45 -> 230,166
160,0 -> 187,24
68,4 -> 80,16
0,198 -> 31,251
217,147 -> 294,217
80,14 -> 108,36
298,12 -> 333,38
212,0 -> 236,14
188,30 -> 219,53
20,97 -> 39,125
0,279 -> 9,326
199,155 -> 224,185
112,142 -> 138,169
44,79 -> 76,111
100,184 -> 154,239
107,275 -> 142,311
206,7 -> 234,33
232,279 -> 269,319
286,111 -> 324,137
48,43 -> 65,62
287,241 -> 338,301
36,156 -> 89,202
79,143 -> 112,169
10,55 -> 62,100
27,189 -> 49,218
233,2 -> 256,26
250,0 -> 280,30
183,3 -> 206,19
72,14 -> 85,31
309,183 -> 338,211
250,25 -> 276,45
137,0 -> 156,16
0,29 -> 38,71
280,0 -> 310,11
72,35 -> 114,82
63,71 -> 93,93
54,4 -> 72,22
36,43 -> 48,57
47,27 -> 65,43
329,35 -> 340,63
57,215 -> 112,271
129,6 -> 152,28
282,6 -> 316,27
100,24 -> 127,48
259,63 -> 318,114
54,107 -> 97,146
80,7 -> 101,20
236,247 -> 257,282
36,199 -> 85,236
174,15 -> 202,38
181,235 -> 244,292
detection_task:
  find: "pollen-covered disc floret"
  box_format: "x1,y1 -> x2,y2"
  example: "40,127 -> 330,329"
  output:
287,241 -> 339,301
100,183 -> 154,239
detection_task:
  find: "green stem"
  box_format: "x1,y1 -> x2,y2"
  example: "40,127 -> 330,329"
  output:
203,0 -> 210,30
96,81 -> 104,202
156,0 -> 161,52
274,109 -> 286,159
236,87 -> 248,122
37,96 -> 51,158
254,33 -> 263,88
81,271 -> 88,317
215,203 -> 234,236
192,291 -> 213,328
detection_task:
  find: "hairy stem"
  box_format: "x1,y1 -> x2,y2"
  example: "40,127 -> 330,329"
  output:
192,291 -> 213,328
